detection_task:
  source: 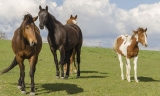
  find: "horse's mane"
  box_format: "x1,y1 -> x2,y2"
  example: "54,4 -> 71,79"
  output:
23,13 -> 34,25
131,27 -> 145,39
48,12 -> 63,26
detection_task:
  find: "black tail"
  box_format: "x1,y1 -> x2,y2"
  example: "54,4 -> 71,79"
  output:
1,57 -> 18,74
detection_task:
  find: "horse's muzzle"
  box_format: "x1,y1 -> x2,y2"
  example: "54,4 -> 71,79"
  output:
39,24 -> 44,29
144,43 -> 148,47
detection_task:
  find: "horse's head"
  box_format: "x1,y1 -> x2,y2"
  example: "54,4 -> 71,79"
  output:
133,27 -> 148,47
21,14 -> 38,47
38,5 -> 48,29
66,15 -> 77,24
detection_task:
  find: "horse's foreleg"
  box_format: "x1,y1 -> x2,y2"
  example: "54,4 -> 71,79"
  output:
51,48 -> 59,78
29,56 -> 38,95
16,56 -> 26,94
133,56 -> 139,82
118,54 -> 124,80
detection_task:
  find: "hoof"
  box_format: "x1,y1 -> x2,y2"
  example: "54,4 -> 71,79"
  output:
77,76 -> 80,78
56,76 -> 60,79
30,92 -> 36,96
17,86 -> 22,89
135,80 -> 139,83
61,76 -> 65,79
64,75 -> 69,79
21,91 -> 26,94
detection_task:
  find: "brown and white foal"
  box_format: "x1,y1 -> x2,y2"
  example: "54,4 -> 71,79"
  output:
113,27 -> 148,82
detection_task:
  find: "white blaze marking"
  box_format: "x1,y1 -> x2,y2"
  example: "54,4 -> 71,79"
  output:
144,33 -> 148,45
72,20 -> 77,24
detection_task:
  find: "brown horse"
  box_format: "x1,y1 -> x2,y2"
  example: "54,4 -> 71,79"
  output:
113,27 -> 148,82
38,6 -> 83,78
0,14 -> 42,95
64,15 -> 78,74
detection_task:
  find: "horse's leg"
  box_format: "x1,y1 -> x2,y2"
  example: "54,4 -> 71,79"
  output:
16,56 -> 26,94
64,50 -> 71,78
63,63 -> 67,74
59,47 -> 65,78
29,56 -> 38,95
126,57 -> 131,82
50,48 -> 59,78
70,54 -> 73,74
72,49 -> 77,73
133,56 -> 139,82
117,53 -> 124,80
75,47 -> 81,78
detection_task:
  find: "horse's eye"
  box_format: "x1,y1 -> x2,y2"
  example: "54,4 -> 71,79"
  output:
26,26 -> 29,29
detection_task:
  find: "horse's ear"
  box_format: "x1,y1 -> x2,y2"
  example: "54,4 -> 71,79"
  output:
39,5 -> 42,10
145,28 -> 147,32
33,16 -> 38,21
46,6 -> 48,11
70,15 -> 73,18
75,15 -> 77,19
133,30 -> 138,35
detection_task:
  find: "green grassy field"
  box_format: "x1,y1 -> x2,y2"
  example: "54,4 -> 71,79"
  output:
0,40 -> 160,96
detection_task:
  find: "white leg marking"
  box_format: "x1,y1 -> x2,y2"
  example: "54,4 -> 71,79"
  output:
126,57 -> 131,82
118,53 -> 124,80
134,56 -> 139,82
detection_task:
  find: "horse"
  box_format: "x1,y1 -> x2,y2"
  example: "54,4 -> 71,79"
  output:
64,15 -> 78,74
0,14 -> 42,95
113,27 -> 148,82
38,6 -> 83,78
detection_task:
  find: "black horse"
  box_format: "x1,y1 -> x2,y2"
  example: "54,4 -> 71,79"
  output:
38,6 -> 83,78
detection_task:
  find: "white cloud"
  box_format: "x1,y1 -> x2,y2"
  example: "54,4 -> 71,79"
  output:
0,0 -> 160,48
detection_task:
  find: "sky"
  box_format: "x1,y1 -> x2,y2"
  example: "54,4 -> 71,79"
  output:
0,0 -> 160,49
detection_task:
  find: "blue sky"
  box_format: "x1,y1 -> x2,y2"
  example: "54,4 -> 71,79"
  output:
110,0 -> 160,10
1,0 -> 160,49
53,0 -> 160,10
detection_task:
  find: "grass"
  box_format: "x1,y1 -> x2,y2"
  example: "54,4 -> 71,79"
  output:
0,40 -> 160,96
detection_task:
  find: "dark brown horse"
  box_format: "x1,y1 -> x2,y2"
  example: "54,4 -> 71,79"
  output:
0,14 -> 42,95
38,6 -> 83,78
64,15 -> 78,74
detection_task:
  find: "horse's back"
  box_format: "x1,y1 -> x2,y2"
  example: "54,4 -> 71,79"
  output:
64,24 -> 83,49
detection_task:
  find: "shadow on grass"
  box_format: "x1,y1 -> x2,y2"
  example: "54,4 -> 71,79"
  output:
80,75 -> 107,78
137,76 -> 160,82
81,71 -> 99,73
81,71 -> 108,74
37,83 -> 83,95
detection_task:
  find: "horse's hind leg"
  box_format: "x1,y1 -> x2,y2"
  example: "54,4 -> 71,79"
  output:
75,47 -> 81,78
126,57 -> 131,82
64,49 -> 73,78
117,53 -> 124,80
72,49 -> 77,73
29,56 -> 38,95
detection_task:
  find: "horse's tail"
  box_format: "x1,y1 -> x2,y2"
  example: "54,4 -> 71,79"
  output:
1,57 -> 18,75
113,37 -> 118,52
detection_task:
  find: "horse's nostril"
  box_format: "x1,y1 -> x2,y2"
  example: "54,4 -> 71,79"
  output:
30,41 -> 37,46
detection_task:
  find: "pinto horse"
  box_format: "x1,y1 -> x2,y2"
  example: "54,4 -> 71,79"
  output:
38,6 -> 83,78
0,14 -> 42,95
113,27 -> 148,82
64,15 -> 78,74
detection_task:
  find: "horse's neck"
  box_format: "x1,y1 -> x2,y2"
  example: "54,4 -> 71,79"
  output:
46,13 -> 63,33
129,36 -> 139,50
